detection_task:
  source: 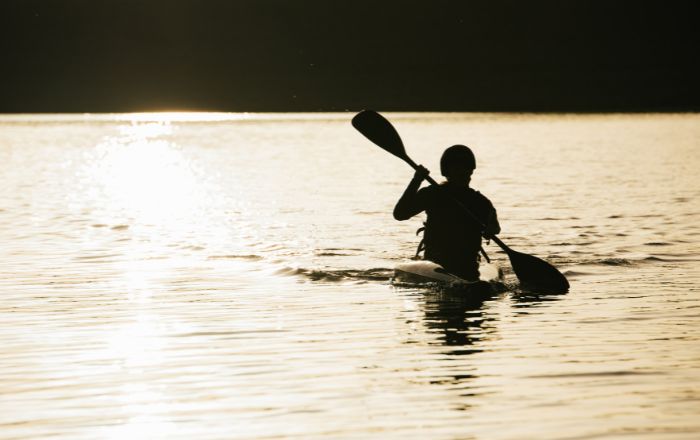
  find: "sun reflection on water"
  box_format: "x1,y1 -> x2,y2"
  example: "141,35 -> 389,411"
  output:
103,316 -> 175,440
76,117 -> 219,437
89,121 -> 201,226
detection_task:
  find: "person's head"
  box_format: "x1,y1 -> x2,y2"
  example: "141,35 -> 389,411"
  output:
440,144 -> 476,185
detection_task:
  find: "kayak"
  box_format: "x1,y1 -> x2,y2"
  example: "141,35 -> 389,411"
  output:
393,260 -> 504,294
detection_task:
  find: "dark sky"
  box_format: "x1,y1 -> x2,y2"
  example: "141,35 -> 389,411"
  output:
1,0 -> 698,112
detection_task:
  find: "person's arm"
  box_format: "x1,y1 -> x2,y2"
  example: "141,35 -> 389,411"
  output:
393,165 -> 430,221
483,205 -> 501,238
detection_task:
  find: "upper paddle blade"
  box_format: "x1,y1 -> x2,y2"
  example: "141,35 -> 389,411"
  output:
352,110 -> 407,160
506,249 -> 569,293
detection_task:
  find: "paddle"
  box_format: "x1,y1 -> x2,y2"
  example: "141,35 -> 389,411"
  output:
351,110 -> 569,293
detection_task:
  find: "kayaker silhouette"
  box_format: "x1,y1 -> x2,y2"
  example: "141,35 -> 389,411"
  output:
393,145 -> 500,281
354,110 -> 568,291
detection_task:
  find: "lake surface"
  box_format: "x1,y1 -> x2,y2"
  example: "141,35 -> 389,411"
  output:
1,112 -> 699,439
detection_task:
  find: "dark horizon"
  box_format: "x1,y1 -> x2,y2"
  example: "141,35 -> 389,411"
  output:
2,0 -> 698,113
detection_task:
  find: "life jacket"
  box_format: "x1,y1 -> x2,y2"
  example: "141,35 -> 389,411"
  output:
414,223 -> 427,259
415,222 -> 490,263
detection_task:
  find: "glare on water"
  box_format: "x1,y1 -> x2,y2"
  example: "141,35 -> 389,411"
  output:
0,112 -> 699,439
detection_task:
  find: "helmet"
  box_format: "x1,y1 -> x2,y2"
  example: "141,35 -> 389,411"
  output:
440,144 -> 476,176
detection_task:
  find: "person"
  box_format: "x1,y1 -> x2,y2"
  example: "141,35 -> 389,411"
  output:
393,144 -> 500,281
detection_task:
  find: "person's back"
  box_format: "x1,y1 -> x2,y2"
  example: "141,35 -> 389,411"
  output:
393,145 -> 500,280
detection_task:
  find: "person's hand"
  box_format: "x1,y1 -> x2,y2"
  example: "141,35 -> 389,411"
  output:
412,165 -> 430,182
482,218 -> 500,239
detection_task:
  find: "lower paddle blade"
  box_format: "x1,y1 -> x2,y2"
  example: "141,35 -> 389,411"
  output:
506,249 -> 569,293
352,110 -> 407,160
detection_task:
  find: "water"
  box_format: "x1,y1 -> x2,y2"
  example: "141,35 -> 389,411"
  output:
1,112 -> 698,439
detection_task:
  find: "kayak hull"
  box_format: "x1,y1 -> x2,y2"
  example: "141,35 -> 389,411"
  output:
393,260 -> 503,294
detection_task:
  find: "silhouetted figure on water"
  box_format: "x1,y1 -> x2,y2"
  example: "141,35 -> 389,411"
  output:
393,145 -> 500,281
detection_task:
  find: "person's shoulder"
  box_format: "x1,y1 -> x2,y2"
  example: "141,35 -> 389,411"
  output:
471,189 -> 496,208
